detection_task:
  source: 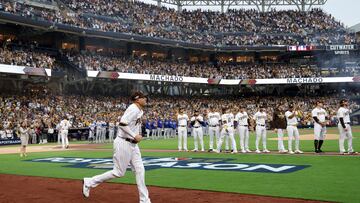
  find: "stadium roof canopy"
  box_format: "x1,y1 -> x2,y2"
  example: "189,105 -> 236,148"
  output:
349,23 -> 360,33
153,0 -> 327,12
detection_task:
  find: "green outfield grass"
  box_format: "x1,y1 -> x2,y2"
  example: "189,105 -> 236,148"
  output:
0,127 -> 359,202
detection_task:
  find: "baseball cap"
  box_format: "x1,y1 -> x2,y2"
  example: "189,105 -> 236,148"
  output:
131,91 -> 148,101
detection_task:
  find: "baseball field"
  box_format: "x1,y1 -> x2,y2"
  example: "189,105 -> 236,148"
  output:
0,126 -> 359,203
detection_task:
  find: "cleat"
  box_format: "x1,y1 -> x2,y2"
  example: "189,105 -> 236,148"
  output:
241,150 -> 246,153
246,149 -> 252,153
263,149 -> 270,153
82,178 -> 91,198
208,149 -> 213,152
255,150 -> 261,154
288,150 -> 295,154
295,150 -> 303,154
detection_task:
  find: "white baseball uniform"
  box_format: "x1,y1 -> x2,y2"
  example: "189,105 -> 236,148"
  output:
177,113 -> 189,151
253,111 -> 268,152
59,119 -> 71,149
84,103 -> 151,203
108,122 -> 115,143
285,111 -> 301,152
337,107 -> 353,153
217,113 -> 237,153
207,112 -> 220,150
235,111 -> 250,152
312,107 -> 328,140
191,115 -> 204,151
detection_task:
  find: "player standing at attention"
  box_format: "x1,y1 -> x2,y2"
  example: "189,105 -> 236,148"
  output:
285,104 -> 303,154
312,100 -> 328,153
150,118 -> 157,140
177,108 -> 189,151
157,117 -> 163,139
215,106 -> 238,154
272,105 -> 288,153
337,99 -> 356,155
83,92 -> 151,203
108,119 -> 115,143
59,116 -> 71,149
235,106 -> 251,153
207,107 -> 221,152
253,106 -> 270,153
145,118 -> 151,139
190,110 -> 205,152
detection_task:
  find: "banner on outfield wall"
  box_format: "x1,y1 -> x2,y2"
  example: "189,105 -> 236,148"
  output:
0,64 -> 51,77
0,139 -> 21,146
87,70 -> 360,85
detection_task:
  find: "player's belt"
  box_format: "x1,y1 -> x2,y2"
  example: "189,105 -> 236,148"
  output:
287,124 -> 297,126
345,122 -> 350,124
239,125 -> 248,126
210,125 -> 218,127
123,137 -> 138,144
179,125 -> 186,127
193,126 -> 201,128
257,124 -> 265,126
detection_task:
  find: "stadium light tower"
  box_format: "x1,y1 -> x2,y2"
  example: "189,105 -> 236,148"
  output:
153,0 -> 327,12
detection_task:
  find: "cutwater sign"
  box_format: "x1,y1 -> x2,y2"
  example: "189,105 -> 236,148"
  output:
29,157 -> 309,174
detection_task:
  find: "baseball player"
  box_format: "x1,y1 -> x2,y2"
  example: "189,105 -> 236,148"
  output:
285,104 -> 303,154
177,108 -> 189,151
59,116 -> 71,149
157,117 -> 163,139
150,118 -> 157,140
235,106 -> 251,153
163,117 -> 171,139
337,99 -> 356,154
190,110 -> 205,152
170,117 -> 177,138
272,105 -> 288,153
253,106 -> 270,153
95,119 -> 102,143
312,101 -> 328,153
145,119 -> 151,138
207,107 -> 221,152
88,121 -> 96,143
108,120 -> 115,143
83,91 -> 151,203
101,120 -> 107,143
215,107 -> 237,154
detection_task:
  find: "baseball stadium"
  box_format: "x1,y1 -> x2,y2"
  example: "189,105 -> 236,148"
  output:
0,0 -> 359,202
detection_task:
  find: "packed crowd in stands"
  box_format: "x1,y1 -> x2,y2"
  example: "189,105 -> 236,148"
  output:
0,47 -> 55,69
0,44 -> 357,78
68,53 -> 323,79
0,0 -> 356,46
0,92 -> 359,141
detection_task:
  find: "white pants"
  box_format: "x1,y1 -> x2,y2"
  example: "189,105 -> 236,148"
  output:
145,129 -> 150,138
238,126 -> 250,151
192,127 -> 204,151
151,129 -> 157,140
208,126 -> 220,150
217,127 -> 237,152
287,126 -> 300,151
96,128 -> 102,143
102,128 -> 107,143
338,124 -> 353,153
178,127 -> 188,150
314,123 -> 326,140
171,129 -> 176,138
157,128 -> 163,138
255,125 -> 267,151
61,130 -> 69,149
163,128 -> 171,139
108,129 -> 114,143
85,137 -> 151,203
277,129 -> 286,151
